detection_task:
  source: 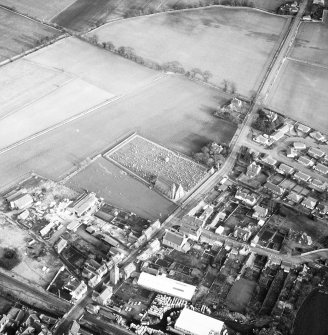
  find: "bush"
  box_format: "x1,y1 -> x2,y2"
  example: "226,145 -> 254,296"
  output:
0,248 -> 21,270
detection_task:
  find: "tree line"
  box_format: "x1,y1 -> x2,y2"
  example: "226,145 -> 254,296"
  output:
87,36 -> 213,83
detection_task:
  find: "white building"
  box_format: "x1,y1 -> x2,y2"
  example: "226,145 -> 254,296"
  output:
175,308 -> 224,335
10,194 -> 33,210
70,281 -> 87,302
137,272 -> 196,301
96,286 -> 113,305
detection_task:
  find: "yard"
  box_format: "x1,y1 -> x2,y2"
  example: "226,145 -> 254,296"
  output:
65,157 -> 177,220
0,0 -> 76,21
0,7 -> 60,62
90,6 -> 288,97
226,278 -> 257,313
109,135 -> 207,192
0,216 -> 62,287
291,22 -> 328,67
266,59 -> 328,132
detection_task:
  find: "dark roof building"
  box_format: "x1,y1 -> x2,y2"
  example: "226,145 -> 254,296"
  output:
264,182 -> 285,195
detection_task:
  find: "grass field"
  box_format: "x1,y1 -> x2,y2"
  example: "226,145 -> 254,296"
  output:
0,37 -> 157,150
0,72 -> 235,193
90,7 -> 288,97
226,278 -> 257,313
0,0 -> 76,21
52,0 -> 115,32
0,7 -> 60,62
266,59 -> 328,132
66,157 -> 177,220
291,22 -> 328,67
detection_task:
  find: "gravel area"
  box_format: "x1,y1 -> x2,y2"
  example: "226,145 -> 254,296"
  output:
110,136 -> 207,192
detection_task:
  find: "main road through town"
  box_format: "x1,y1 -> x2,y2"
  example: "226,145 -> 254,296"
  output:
0,2 -> 309,334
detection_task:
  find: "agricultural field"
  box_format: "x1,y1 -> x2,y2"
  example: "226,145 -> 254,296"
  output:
0,71 -> 235,191
65,157 -> 177,220
0,216 -> 62,287
0,0 -> 76,21
266,59 -> 328,132
52,0 -> 115,32
90,7 -> 289,97
226,278 -> 257,313
0,37 -> 157,150
291,22 -> 328,67
109,135 -> 207,192
0,7 -> 61,62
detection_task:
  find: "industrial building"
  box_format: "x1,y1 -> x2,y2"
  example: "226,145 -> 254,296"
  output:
137,272 -> 196,301
174,308 -> 224,335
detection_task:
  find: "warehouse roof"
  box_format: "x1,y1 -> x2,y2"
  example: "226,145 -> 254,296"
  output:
175,308 -> 224,335
137,272 -> 196,301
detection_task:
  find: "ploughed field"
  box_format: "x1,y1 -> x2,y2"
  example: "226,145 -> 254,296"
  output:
0,6 -> 61,62
0,0 -> 76,21
66,157 -> 177,220
266,59 -> 328,132
90,7 -> 288,97
52,0 -> 115,32
0,37 -> 157,151
291,22 -> 328,67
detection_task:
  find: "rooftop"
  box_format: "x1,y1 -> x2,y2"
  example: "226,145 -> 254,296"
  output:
175,308 -> 224,335
163,229 -> 185,246
137,272 -> 196,301
264,182 -> 284,195
308,147 -> 325,158
294,171 -> 311,182
279,163 -> 294,174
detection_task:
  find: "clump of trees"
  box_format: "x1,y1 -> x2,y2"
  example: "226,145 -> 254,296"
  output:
0,248 -> 21,270
252,109 -> 284,135
193,142 -> 229,168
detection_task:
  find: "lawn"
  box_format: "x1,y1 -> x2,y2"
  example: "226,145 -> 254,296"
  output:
226,278 -> 257,313
52,0 -> 116,32
266,59 -> 328,132
0,7 -> 61,62
291,22 -> 328,67
90,7 -> 288,97
65,157 -> 177,220
0,0 -> 76,21
0,71 -> 235,190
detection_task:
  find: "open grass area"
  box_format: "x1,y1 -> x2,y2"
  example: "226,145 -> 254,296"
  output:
0,37 -> 158,150
0,0 -> 76,21
52,0 -> 115,32
90,7 -> 288,97
291,22 -> 328,67
0,71 -> 235,190
266,59 -> 328,132
66,157 -> 177,220
0,7 -> 60,62
226,278 -> 256,313
109,135 -> 207,192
